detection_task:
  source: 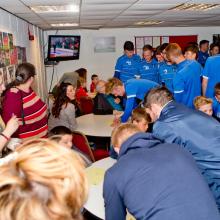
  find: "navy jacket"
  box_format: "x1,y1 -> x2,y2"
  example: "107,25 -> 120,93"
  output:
153,101 -> 220,209
103,133 -> 219,220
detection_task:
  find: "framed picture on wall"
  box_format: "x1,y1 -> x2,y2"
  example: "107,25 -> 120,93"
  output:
2,32 -> 9,50
94,37 -> 116,53
8,33 -> 13,49
0,32 -> 3,49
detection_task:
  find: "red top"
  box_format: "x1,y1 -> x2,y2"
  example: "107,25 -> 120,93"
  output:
2,88 -> 48,140
75,86 -> 88,103
90,82 -> 96,93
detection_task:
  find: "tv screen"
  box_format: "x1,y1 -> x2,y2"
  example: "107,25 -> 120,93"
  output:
47,35 -> 80,61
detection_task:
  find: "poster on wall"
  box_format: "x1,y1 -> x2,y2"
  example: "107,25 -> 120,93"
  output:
4,49 -> 10,66
7,65 -> 15,83
0,32 -> 3,49
17,46 -> 22,64
8,33 -> 13,49
2,67 -> 7,84
10,46 -> 18,65
94,37 -> 116,53
21,47 -> 27,62
2,32 -> 9,50
0,50 -> 5,67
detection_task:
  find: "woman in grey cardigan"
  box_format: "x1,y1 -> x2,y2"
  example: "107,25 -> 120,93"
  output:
49,82 -> 77,131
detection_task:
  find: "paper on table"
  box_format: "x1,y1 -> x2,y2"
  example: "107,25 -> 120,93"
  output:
126,212 -> 135,220
85,167 -> 105,185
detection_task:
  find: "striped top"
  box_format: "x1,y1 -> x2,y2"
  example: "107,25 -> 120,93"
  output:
2,88 -> 48,141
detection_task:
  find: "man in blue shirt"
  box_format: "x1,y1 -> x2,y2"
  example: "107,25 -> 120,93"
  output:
103,123 -> 220,220
138,44 -> 158,82
165,43 -> 201,108
158,43 -> 176,92
198,40 -> 209,67
202,54 -> 220,98
143,86 -> 220,210
105,77 -> 158,122
114,41 -> 141,83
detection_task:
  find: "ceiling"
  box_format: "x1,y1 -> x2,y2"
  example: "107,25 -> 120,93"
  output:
1,0 -> 220,30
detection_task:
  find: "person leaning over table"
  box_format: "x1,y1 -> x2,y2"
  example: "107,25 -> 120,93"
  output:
105,77 -> 158,122
143,86 -> 220,210
103,123 -> 220,220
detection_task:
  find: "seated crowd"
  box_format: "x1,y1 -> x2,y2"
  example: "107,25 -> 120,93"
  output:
0,38 -> 219,220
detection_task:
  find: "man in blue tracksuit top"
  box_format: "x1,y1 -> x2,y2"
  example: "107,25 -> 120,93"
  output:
165,43 -> 201,108
138,44 -> 159,83
114,41 -> 141,83
202,54 -> 220,98
103,123 -> 220,220
106,78 -> 158,122
144,86 -> 220,210
198,39 -> 209,67
158,44 -> 177,92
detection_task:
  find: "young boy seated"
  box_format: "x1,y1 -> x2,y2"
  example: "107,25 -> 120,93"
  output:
104,123 -> 220,220
90,74 -> 99,92
212,82 -> 220,120
194,96 -> 213,116
131,107 -> 151,132
110,107 -> 151,159
49,126 -> 92,167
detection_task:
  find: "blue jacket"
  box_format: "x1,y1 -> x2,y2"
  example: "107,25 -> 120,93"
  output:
103,133 -> 220,220
153,101 -> 220,209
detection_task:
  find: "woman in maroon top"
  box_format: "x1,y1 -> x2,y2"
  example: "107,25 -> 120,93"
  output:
2,63 -> 48,141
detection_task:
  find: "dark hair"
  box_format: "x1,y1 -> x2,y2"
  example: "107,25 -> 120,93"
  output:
210,43 -> 219,51
52,82 -> 74,118
143,86 -> 173,108
10,63 -> 36,87
91,74 -> 98,80
75,68 -> 87,80
184,45 -> 199,55
143,44 -> 153,52
124,41 -> 134,51
131,107 -> 151,123
160,43 -> 169,52
50,126 -> 72,135
199,40 -> 209,47
215,82 -> 220,95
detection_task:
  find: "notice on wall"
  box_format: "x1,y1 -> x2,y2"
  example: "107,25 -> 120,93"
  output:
152,36 -> 161,48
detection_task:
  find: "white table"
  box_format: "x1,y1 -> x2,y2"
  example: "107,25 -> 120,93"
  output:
85,157 -> 135,220
85,157 -> 116,219
76,114 -> 114,137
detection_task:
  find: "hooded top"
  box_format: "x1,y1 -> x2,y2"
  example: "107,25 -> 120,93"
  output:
153,100 -> 220,209
103,132 -> 220,220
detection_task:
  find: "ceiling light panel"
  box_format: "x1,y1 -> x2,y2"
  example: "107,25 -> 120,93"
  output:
82,0 -> 136,4
51,23 -> 79,27
31,5 -> 79,13
81,4 -> 130,11
170,3 -> 220,11
22,0 -> 79,6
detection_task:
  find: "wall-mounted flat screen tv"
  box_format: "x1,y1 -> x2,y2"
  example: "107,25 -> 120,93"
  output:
47,35 -> 80,61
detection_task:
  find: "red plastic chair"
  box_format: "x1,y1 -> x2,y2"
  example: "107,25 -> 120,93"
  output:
72,131 -> 109,161
79,97 -> 94,115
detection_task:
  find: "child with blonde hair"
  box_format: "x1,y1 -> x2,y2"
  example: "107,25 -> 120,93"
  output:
194,96 -> 213,116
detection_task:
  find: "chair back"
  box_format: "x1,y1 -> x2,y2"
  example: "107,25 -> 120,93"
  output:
72,131 -> 95,162
79,97 -> 94,115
